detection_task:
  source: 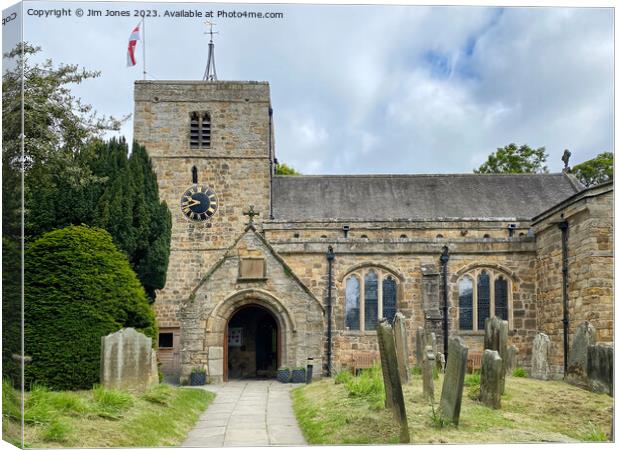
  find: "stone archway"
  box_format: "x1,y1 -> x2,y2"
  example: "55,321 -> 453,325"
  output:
204,289 -> 296,383
225,304 -> 280,380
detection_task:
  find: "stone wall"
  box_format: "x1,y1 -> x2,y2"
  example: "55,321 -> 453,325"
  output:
271,231 -> 538,372
533,183 -> 613,377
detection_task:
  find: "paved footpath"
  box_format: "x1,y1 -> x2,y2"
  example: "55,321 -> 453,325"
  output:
183,380 -> 307,447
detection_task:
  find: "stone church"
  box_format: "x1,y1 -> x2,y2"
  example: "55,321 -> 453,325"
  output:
133,80 -> 613,384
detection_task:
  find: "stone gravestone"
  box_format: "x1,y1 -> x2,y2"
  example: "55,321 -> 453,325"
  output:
567,321 -> 597,386
484,316 -> 508,394
587,344 -> 613,396
480,349 -> 502,409
531,332 -> 551,380
101,328 -> 158,392
376,319 -> 410,443
422,345 -> 435,401
392,313 -> 410,384
436,352 -> 446,373
439,336 -> 468,425
505,345 -> 519,374
415,327 -> 425,369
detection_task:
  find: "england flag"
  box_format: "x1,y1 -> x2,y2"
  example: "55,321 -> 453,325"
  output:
127,24 -> 141,67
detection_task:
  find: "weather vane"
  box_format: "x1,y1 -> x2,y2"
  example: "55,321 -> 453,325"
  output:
202,20 -> 218,81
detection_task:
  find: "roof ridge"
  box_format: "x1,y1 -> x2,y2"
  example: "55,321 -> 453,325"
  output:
274,173 -> 566,179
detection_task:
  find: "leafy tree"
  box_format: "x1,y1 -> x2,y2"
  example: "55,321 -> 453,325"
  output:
571,152 -> 613,187
475,143 -> 548,174
24,226 -> 157,390
2,42 -> 122,239
276,162 -> 301,175
2,238 -> 22,385
2,44 -> 171,300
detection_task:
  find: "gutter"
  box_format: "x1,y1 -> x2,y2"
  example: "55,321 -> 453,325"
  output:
326,245 -> 335,377
439,246 -> 450,358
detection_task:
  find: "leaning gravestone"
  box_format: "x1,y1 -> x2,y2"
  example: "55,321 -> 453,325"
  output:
101,328 -> 159,392
567,321 -> 597,387
531,332 -> 551,380
392,313 -> 410,384
376,319 -> 410,443
587,343 -> 613,396
439,336 -> 468,425
484,316 -> 508,394
422,345 -> 435,401
480,349 -> 502,409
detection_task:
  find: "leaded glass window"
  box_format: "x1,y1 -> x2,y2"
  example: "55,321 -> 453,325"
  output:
458,269 -> 511,331
364,271 -> 378,331
495,276 -> 508,320
458,276 -> 473,330
382,276 -> 397,323
477,271 -> 490,330
345,276 -> 360,330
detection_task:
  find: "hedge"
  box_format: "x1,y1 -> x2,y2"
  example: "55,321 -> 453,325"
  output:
24,225 -> 157,390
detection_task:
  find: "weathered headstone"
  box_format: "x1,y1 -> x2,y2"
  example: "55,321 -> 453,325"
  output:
567,321 -> 597,386
422,345 -> 435,401
484,316 -> 508,393
505,345 -> 519,374
376,319 -> 410,443
415,327 -> 425,369
531,332 -> 551,380
392,313 -> 410,384
429,332 -> 437,356
439,336 -> 468,425
587,343 -> 613,396
100,328 -> 158,392
436,352 -> 446,373
480,349 -> 502,409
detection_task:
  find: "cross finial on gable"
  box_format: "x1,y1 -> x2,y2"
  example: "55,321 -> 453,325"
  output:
243,205 -> 260,225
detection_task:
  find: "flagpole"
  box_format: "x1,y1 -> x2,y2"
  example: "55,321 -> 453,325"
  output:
142,17 -> 146,80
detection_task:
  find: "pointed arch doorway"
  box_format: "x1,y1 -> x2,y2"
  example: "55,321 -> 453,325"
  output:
224,304 -> 281,380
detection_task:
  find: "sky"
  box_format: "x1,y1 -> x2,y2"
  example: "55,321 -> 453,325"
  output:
2,1 -> 615,174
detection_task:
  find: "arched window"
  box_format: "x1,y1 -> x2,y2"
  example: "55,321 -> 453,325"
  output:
477,271 -> 491,330
457,268 -> 512,331
458,276 -> 473,330
382,276 -> 397,323
345,276 -> 360,330
342,267 -> 401,332
495,276 -> 508,320
189,111 -> 211,149
364,271 -> 378,331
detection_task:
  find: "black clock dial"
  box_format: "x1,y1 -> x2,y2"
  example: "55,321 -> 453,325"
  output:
181,185 -> 218,221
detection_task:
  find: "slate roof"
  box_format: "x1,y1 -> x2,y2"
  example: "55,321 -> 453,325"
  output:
271,173 -> 583,221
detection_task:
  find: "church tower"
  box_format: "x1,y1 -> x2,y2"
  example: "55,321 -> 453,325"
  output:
133,80 -> 274,339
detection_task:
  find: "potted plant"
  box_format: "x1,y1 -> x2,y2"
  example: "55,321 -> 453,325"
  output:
277,367 -> 291,383
190,367 -> 207,386
291,367 -> 306,383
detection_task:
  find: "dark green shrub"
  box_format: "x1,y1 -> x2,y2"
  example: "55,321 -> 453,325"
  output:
24,225 -> 157,390
3,237 -> 22,385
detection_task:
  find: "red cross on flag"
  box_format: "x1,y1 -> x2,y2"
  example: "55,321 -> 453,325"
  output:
127,24 -> 141,67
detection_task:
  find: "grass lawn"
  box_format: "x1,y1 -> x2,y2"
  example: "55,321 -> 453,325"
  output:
3,380 -> 214,448
292,368 -> 613,444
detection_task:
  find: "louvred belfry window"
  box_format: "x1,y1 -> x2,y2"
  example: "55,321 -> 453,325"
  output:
189,112 -> 211,149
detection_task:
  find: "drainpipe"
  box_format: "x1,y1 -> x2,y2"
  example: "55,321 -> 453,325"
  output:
558,220 -> 569,375
268,107 -> 274,219
439,245 -> 450,359
326,245 -> 335,376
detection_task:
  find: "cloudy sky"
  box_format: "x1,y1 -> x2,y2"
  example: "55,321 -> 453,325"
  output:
3,1 -> 614,174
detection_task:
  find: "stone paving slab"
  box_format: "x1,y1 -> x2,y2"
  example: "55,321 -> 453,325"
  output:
182,380 -> 307,447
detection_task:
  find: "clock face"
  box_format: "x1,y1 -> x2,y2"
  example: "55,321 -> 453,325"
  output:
181,185 -> 218,221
